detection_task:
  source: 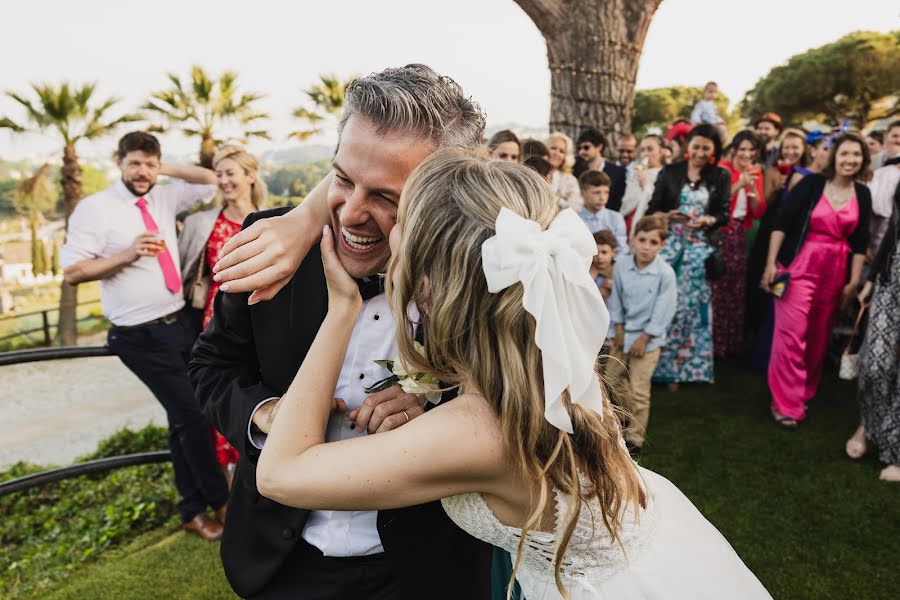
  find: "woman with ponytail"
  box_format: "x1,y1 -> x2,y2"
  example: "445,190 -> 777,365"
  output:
254,149 -> 770,599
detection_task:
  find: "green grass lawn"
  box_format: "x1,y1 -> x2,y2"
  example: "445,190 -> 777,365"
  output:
39,360 -> 899,599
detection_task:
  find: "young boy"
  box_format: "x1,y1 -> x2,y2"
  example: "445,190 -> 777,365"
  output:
577,170 -> 628,252
590,230 -> 617,301
606,215 -> 677,457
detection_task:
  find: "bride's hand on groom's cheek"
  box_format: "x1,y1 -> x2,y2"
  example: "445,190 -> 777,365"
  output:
349,385 -> 425,434
321,225 -> 361,310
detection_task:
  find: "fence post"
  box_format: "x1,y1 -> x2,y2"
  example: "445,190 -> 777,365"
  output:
42,310 -> 51,346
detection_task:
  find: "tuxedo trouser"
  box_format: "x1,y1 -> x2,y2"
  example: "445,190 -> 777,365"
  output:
107,309 -> 228,522
249,538 -> 401,600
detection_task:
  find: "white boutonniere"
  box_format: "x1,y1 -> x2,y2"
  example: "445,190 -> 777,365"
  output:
364,342 -> 443,405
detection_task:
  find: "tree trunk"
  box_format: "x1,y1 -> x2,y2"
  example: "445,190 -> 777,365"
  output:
57,143 -> 83,346
514,0 -> 662,153
199,135 -> 217,168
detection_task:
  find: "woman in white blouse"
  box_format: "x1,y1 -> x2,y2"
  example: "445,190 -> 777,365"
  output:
546,132 -> 583,211
622,134 -> 665,237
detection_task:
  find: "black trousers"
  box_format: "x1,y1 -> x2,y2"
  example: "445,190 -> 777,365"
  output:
249,538 -> 401,600
107,309 -> 228,522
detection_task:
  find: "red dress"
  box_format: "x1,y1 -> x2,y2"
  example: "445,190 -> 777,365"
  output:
203,210 -> 243,467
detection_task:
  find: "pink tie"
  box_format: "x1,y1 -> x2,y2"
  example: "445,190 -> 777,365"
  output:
135,197 -> 181,294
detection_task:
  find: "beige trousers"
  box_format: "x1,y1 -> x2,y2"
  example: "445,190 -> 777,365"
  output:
606,347 -> 661,447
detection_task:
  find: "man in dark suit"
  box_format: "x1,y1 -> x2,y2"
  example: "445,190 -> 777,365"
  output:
189,65 -> 492,600
573,128 -> 626,212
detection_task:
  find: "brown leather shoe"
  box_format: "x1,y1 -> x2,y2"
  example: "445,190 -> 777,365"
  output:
183,513 -> 223,541
215,503 -> 227,525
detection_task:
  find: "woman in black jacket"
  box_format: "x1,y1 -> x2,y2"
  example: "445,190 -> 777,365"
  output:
847,178 -> 900,481
762,132 -> 872,429
646,124 -> 730,390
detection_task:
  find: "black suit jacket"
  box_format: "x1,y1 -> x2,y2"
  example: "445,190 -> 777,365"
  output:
772,173 -> 871,268
573,158 -> 627,211
189,207 -> 492,599
646,162 -> 731,229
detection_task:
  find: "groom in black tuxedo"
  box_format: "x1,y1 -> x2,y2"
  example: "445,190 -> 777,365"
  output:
189,65 -> 492,599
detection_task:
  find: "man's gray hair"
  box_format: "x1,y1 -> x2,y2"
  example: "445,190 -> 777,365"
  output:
337,64 -> 485,149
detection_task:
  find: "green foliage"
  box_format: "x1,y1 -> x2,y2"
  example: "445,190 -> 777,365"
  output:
741,30 -> 900,127
263,159 -> 332,199
144,65 -> 270,165
50,242 -> 60,277
0,179 -> 18,215
1,83 -> 141,147
29,217 -> 46,276
0,425 -> 175,598
631,86 -> 740,136
13,165 -> 57,217
290,74 -> 354,141
77,164 -> 110,198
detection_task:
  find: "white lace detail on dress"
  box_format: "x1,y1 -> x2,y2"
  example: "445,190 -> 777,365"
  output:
441,473 -> 657,598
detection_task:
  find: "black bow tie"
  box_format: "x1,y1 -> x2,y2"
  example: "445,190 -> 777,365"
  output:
884,155 -> 900,167
356,275 -> 385,301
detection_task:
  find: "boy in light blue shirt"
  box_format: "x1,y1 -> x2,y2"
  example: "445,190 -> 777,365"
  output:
577,170 -> 628,253
606,214 -> 677,456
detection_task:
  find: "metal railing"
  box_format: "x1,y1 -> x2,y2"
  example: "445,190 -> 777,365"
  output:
0,298 -> 105,346
0,345 -> 172,497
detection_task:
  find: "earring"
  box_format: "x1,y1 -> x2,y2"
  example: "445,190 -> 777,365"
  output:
683,152 -> 690,160
708,156 -> 716,165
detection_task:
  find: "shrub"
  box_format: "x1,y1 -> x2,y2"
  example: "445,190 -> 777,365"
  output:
0,425 -> 176,598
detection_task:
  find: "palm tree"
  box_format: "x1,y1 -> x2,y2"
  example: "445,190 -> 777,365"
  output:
289,74 -> 354,141
1,82 -> 141,345
144,66 -> 270,167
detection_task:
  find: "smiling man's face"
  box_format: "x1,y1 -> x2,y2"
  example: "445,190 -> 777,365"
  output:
327,116 -> 434,279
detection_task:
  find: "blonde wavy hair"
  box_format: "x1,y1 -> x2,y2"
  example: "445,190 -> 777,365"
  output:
547,131 -> 576,173
212,145 -> 267,210
387,149 -> 644,597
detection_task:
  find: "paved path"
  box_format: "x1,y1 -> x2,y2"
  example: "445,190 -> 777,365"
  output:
1,355 -> 166,469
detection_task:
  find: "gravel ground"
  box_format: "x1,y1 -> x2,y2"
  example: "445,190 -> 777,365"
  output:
1,355 -> 166,469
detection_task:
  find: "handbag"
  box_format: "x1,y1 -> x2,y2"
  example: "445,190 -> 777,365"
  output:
838,307 -> 867,381
704,228 -> 727,281
189,252 -> 210,310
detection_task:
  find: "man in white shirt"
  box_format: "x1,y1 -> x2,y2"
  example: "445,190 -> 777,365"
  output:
60,131 -> 228,541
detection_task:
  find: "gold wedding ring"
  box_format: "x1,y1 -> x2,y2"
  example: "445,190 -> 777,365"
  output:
402,410 -> 410,423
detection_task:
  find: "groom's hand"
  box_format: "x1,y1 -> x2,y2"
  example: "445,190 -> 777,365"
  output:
350,385 -> 424,434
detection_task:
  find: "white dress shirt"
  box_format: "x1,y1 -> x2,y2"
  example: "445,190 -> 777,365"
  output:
60,179 -> 216,326
304,293 -> 403,556
578,207 -> 629,254
250,294 -> 399,557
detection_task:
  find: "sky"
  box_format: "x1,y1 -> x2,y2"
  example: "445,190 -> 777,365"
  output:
0,0 -> 897,161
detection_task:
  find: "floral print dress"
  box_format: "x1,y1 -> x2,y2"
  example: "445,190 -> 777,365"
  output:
653,185 -> 715,383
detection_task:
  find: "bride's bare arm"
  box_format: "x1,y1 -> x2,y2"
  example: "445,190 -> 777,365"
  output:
256,228 -> 505,510
258,392 -> 505,511
213,172 -> 333,303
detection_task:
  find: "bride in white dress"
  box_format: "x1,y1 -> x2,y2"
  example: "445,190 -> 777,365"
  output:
257,149 -> 772,599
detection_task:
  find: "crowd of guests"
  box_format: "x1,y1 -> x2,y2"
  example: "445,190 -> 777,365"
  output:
53,99 -> 899,542
487,103 -> 900,481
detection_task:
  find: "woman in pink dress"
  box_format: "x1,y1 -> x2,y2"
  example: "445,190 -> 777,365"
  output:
761,133 -> 872,429
179,146 -> 266,481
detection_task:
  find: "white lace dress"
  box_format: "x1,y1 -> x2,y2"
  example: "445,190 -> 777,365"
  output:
441,466 -> 772,599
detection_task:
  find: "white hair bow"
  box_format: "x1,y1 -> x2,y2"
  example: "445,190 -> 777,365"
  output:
481,208 -> 609,433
